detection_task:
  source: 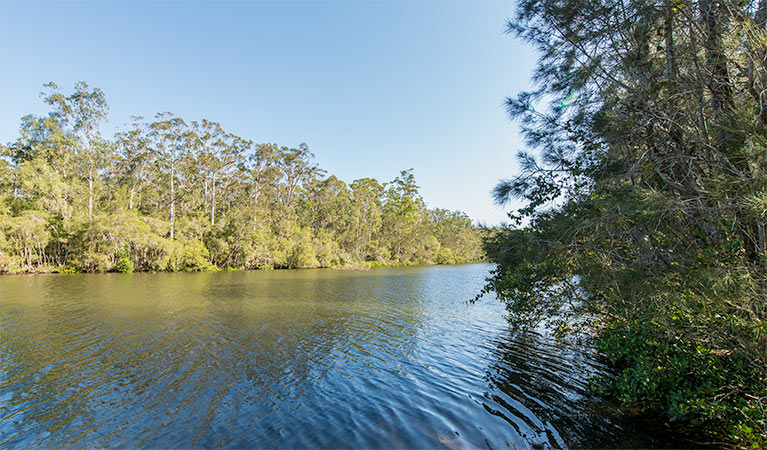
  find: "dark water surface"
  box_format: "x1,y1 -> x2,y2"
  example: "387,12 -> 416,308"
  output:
1,264 -> 682,448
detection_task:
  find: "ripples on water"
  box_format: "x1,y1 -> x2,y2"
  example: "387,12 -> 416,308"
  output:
0,264 -> 679,448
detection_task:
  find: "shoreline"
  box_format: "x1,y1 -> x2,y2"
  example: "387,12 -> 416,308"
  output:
0,260 -> 489,276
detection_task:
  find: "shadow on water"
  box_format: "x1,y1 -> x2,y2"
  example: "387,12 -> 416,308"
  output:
483,329 -> 722,449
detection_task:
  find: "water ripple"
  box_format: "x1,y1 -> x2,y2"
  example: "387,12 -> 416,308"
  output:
1,265 -> 688,448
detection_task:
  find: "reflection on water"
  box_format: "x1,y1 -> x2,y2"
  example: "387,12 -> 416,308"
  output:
0,264 -> 683,448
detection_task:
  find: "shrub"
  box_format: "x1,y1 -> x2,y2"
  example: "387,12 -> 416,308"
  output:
116,255 -> 134,273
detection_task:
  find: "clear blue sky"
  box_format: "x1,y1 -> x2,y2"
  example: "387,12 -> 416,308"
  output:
0,0 -> 533,225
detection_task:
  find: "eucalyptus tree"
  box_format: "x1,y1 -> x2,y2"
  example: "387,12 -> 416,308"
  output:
349,177 -> 384,260
248,143 -> 280,208
190,119 -> 224,213
3,211 -> 50,269
212,133 -> 247,224
115,116 -> 152,211
275,143 -> 325,212
430,209 -> 482,263
382,169 -> 427,262
42,81 -> 109,221
0,144 -> 13,198
4,118 -> 42,200
189,119 -> 245,225
1,81 -> 485,275
7,115 -> 78,220
10,115 -> 76,180
148,113 -> 188,240
301,175 -> 353,238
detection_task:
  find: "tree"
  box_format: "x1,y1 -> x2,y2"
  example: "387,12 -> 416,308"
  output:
115,116 -> 152,211
2,210 -> 50,269
484,0 -> 767,445
247,143 -> 280,208
42,81 -> 109,221
382,169 -> 430,262
1,82 -> 484,275
148,113 -> 188,241
275,143 -> 324,213
430,209 -> 482,264
350,177 -> 384,260
190,119 -> 245,225
302,175 -> 352,235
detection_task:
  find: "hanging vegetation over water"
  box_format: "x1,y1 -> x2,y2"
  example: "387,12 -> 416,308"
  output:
0,82 -> 484,273
483,0 -> 767,445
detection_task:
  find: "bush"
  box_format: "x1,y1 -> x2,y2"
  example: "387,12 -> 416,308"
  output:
482,224 -> 767,446
176,239 -> 214,272
116,255 -> 134,273
435,247 -> 455,265
594,316 -> 766,448
0,249 -> 14,272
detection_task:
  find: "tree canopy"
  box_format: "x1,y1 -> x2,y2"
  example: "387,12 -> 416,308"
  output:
0,83 -> 484,274
483,0 -> 767,445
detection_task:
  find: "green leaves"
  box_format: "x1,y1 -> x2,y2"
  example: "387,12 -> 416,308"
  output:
487,0 -> 767,445
1,82 -> 486,275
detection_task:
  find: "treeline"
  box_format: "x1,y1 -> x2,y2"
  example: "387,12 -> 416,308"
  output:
484,0 -> 766,446
0,82 -> 484,273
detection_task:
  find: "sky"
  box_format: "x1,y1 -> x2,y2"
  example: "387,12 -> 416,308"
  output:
0,0 -> 535,225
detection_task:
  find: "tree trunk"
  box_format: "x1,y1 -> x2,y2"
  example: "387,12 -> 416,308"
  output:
699,0 -> 733,119
203,178 -> 208,211
664,0 -> 677,78
757,0 -> 767,125
170,166 -> 175,241
88,166 -> 94,221
211,176 -> 216,226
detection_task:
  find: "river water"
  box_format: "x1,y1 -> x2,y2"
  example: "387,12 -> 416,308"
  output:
0,264 -> 685,448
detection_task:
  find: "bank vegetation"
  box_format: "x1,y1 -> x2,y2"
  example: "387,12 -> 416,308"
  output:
483,0 -> 767,446
0,83 -> 484,274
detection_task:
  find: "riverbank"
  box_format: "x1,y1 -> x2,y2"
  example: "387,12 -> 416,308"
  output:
0,258 -> 487,275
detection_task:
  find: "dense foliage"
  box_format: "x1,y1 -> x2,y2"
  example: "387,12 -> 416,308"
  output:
483,0 -> 767,445
0,83 -> 484,274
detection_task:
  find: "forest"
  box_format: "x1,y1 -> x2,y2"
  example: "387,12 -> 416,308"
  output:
0,82 -> 484,274
482,0 -> 767,445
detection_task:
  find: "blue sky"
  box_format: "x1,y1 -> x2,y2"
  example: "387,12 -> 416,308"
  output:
0,0 -> 534,225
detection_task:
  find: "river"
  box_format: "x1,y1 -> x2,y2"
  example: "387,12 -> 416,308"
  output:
1,264 -> 688,448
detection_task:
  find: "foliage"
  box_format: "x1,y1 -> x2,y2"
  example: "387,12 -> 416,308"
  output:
0,83 -> 485,276
482,0 -> 767,445
116,254 -> 134,273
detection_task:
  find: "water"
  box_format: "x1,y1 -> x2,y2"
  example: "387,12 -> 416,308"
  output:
0,264 -> 683,448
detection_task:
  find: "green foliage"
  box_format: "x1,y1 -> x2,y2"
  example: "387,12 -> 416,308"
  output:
115,254 -> 134,273
593,315 -> 766,448
176,239 -> 214,272
0,247 -> 14,272
483,0 -> 767,445
0,82 -> 485,276
1,210 -> 51,269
